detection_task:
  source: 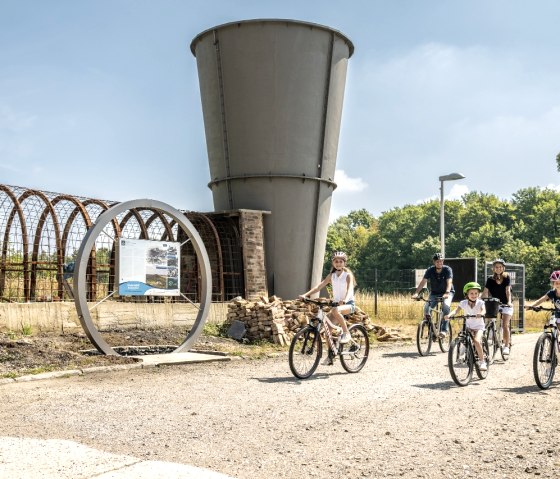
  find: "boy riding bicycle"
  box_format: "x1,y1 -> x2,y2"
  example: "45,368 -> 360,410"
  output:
445,282 -> 487,371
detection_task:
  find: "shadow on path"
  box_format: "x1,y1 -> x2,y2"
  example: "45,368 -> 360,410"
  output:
491,384 -> 555,395
381,351 -> 422,359
412,381 -> 457,391
254,371 -> 348,384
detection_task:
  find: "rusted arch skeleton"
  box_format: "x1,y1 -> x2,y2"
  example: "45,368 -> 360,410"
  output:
0,185 -> 240,303
0,186 -> 115,302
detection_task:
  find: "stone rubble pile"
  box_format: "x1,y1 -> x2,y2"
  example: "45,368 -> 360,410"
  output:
226,296 -> 412,345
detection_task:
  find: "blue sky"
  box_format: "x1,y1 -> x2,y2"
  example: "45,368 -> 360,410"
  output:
1,0 -> 559,221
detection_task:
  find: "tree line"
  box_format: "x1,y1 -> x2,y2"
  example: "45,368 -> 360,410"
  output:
325,187 -> 560,299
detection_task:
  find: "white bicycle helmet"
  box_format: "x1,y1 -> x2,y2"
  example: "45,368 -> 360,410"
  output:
550,270 -> 560,281
332,251 -> 348,262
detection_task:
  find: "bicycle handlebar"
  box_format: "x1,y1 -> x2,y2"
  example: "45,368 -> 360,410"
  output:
527,305 -> 556,312
300,297 -> 338,308
449,314 -> 480,319
414,295 -> 444,302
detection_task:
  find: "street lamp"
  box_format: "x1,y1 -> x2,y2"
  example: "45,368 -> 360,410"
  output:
439,172 -> 466,258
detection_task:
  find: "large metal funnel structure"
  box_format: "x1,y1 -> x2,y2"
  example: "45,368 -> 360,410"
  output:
191,19 -> 353,299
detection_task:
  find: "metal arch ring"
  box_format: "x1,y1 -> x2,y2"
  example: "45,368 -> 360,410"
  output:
73,199 -> 212,356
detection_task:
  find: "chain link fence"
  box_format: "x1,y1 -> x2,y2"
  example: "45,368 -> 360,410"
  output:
355,265 -> 526,332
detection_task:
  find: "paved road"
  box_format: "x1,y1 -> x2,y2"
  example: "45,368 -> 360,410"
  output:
1,332 -> 559,478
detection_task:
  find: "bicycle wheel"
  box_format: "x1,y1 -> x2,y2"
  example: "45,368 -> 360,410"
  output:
533,333 -> 556,390
340,324 -> 369,373
475,336 -> 490,380
438,320 -> 453,353
485,324 -> 498,364
448,337 -> 473,386
416,320 -> 432,356
289,326 -> 322,379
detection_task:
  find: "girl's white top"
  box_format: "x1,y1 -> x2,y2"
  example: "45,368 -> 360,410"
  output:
331,270 -> 354,303
459,298 -> 485,330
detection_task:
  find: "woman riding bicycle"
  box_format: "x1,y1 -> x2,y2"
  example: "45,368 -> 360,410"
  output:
299,251 -> 355,353
482,258 -> 513,356
445,282 -> 488,371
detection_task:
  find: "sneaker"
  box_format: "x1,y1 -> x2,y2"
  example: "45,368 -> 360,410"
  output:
321,356 -> 333,366
502,346 -> 510,355
478,361 -> 488,371
339,332 -> 351,344
439,331 -> 447,339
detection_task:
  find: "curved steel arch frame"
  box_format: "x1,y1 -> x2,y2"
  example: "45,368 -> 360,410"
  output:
73,199 -> 212,356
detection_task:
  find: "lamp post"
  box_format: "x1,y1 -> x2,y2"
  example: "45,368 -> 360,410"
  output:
439,173 -> 466,258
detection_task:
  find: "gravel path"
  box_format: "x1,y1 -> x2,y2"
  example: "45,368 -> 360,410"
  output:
1,331 -> 559,478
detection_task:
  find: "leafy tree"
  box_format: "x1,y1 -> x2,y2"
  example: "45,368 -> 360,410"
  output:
511,187 -> 560,245
326,186 -> 559,296
324,210 -> 376,277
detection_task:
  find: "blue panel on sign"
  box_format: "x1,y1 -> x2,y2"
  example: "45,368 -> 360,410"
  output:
119,281 -> 152,296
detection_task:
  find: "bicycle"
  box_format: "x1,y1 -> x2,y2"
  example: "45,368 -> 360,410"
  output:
414,290 -> 453,356
483,298 -> 511,364
288,297 -> 370,379
529,305 -> 560,390
448,314 -> 490,386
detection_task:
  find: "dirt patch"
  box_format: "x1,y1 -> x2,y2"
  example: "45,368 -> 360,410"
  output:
0,328 -> 266,378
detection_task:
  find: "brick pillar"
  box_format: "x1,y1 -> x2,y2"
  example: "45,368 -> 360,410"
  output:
238,210 -> 269,300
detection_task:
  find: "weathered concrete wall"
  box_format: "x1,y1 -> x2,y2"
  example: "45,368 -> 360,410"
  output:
0,302 -> 228,334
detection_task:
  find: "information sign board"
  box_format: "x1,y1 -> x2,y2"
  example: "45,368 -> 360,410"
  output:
118,239 -> 180,296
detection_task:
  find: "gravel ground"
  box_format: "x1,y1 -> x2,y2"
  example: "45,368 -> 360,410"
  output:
1,331 -> 559,478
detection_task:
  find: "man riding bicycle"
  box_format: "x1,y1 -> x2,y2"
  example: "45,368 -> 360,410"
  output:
412,252 -> 455,337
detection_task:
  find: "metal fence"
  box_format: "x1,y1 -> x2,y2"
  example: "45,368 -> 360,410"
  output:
356,265 -> 526,332
0,184 -> 245,303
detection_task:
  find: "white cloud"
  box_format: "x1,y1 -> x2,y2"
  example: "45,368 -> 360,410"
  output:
446,184 -> 469,200
340,37 -> 560,216
334,169 -> 367,193
415,183 -> 470,205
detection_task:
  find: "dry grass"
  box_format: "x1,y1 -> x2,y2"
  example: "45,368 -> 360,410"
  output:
356,292 -> 422,337
355,292 -> 546,336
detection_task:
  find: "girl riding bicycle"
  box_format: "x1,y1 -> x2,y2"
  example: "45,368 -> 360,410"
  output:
299,251 -> 355,351
482,258 -> 513,355
445,282 -> 488,371
525,270 -> 560,317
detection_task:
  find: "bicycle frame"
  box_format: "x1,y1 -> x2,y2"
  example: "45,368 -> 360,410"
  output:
314,305 -> 343,359
415,292 -> 451,356
420,293 -> 446,332
448,314 -> 489,386
456,316 -> 477,359
484,302 -> 511,362
288,297 -> 370,379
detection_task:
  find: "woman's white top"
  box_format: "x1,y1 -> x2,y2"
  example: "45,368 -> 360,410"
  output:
331,270 -> 354,303
459,298 -> 485,330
